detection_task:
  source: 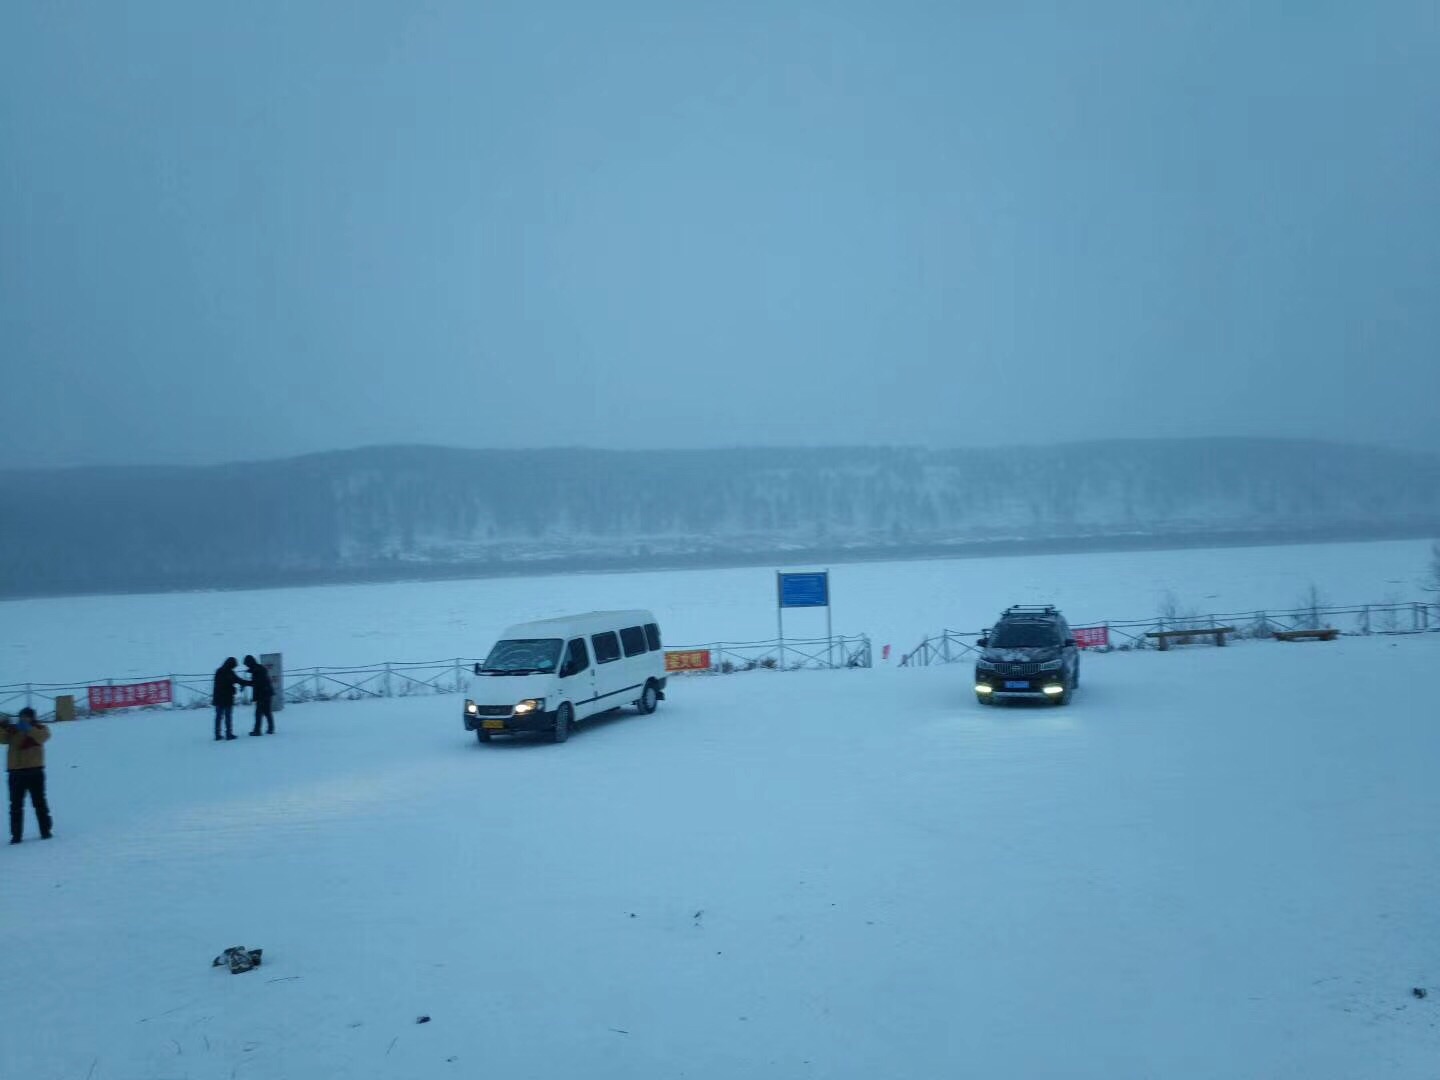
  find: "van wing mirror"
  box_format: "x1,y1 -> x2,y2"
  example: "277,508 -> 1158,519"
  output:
472,662 -> 482,675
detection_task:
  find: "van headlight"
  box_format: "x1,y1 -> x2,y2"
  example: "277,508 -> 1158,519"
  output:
514,698 -> 544,715
464,699 -> 478,715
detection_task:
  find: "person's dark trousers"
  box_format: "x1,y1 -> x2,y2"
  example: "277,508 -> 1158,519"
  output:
9,768 -> 52,842
214,704 -> 234,739
250,699 -> 275,735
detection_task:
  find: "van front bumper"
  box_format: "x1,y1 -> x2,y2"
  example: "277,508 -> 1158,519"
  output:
464,708 -> 556,734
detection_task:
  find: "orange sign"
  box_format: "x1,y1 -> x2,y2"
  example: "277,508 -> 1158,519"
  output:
665,649 -> 712,673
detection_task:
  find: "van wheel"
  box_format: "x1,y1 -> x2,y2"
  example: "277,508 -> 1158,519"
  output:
476,730 -> 492,743
551,703 -> 573,744
637,681 -> 659,714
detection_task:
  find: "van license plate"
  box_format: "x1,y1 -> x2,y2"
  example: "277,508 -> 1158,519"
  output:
1005,680 -> 1029,689
481,720 -> 505,730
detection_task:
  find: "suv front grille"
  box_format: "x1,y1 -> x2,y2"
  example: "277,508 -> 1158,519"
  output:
473,705 -> 512,718
991,661 -> 1043,677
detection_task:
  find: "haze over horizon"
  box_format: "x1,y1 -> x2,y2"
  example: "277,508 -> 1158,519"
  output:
3,2 -> 1438,469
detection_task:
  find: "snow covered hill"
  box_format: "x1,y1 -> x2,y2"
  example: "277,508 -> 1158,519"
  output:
7,633 -> 1438,1078
3,438 -> 1438,596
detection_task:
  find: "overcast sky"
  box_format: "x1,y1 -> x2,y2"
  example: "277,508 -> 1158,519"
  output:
1,1 -> 1437,469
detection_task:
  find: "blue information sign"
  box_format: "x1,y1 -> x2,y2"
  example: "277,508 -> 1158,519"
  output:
779,571 -> 829,609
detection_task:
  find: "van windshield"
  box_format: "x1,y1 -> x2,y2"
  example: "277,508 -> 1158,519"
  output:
990,624 -> 1061,649
481,638 -> 562,673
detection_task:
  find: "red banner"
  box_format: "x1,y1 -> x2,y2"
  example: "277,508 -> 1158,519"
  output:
664,649 -> 712,673
1072,626 -> 1110,649
88,679 -> 173,712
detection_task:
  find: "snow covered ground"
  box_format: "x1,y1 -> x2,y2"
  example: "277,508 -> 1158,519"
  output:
5,630 -> 1439,1078
0,538 -> 1431,682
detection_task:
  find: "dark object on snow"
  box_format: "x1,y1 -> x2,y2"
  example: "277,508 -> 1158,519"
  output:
212,946 -> 264,974
416,1015 -> 431,1024
1414,987 -> 1428,999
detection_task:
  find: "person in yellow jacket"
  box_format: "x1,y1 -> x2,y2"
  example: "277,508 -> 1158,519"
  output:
1,707 -> 53,844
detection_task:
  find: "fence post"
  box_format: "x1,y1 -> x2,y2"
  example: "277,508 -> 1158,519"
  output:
1360,606 -> 1370,635
384,663 -> 392,698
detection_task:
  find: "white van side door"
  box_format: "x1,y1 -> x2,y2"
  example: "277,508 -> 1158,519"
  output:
558,637 -> 596,720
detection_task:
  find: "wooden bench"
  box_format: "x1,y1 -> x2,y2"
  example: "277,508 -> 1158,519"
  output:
1272,627 -> 1339,642
1145,626 -> 1235,651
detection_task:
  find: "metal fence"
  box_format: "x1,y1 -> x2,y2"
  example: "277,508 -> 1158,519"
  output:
898,630 -> 981,668
677,634 -> 874,674
4,596 -> 1432,717
899,599 -> 1440,668
0,635 -> 876,722
0,657 -> 485,724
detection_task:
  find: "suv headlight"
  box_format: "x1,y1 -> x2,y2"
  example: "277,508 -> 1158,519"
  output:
464,699 -> 478,715
975,659 -> 996,671
1039,659 -> 1064,672
514,698 -> 545,715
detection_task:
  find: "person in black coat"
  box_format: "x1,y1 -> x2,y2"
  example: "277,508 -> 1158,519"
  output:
212,657 -> 245,741
244,655 -> 276,736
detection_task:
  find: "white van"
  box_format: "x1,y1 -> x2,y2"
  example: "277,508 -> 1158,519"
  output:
462,610 -> 667,743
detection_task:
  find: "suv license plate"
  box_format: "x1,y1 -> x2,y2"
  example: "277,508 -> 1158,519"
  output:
481,720 -> 506,730
1004,680 -> 1029,689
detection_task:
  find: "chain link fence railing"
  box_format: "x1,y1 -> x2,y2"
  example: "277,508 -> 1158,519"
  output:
899,599 -> 1440,668
0,657 -> 485,724
673,635 -> 873,674
0,635 -> 877,722
4,596 -> 1433,717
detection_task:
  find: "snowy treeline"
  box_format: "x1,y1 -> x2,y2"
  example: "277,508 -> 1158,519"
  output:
2,439 -> 1438,596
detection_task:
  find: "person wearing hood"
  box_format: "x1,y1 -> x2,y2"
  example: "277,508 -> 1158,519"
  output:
1,707 -> 53,844
244,655 -> 276,736
212,657 -> 245,741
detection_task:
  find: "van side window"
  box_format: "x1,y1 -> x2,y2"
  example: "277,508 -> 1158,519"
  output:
591,631 -> 621,664
619,626 -> 647,657
644,623 -> 661,651
561,638 -> 589,677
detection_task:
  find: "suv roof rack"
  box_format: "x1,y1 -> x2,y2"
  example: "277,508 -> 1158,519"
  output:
1001,605 -> 1058,617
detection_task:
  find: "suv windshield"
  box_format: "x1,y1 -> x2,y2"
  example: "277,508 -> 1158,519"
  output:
990,623 -> 1061,649
481,638 -> 562,673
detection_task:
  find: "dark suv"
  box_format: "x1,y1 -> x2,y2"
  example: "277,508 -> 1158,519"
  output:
974,605 -> 1080,706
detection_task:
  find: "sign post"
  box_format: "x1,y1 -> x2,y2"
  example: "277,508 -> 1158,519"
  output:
261,653 -> 284,711
777,570 -> 832,669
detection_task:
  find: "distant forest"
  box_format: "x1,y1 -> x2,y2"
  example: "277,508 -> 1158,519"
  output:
2,439 -> 1438,598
